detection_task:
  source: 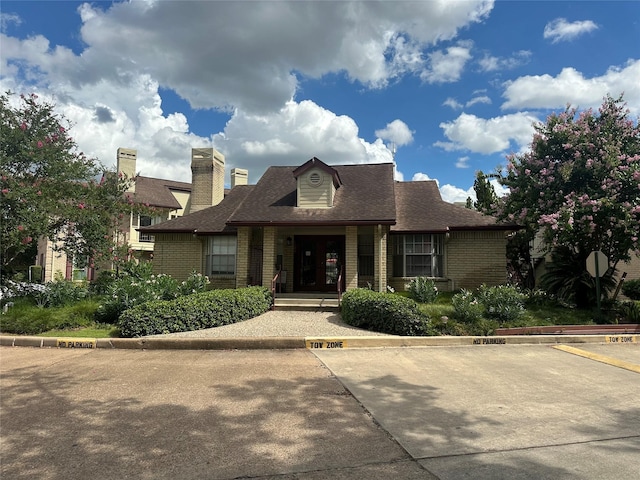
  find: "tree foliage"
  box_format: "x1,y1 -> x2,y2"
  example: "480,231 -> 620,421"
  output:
498,94 -> 640,304
472,170 -> 499,215
1,93 -> 136,275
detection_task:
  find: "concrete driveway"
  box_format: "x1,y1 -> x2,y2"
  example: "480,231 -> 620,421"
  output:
314,343 -> 640,480
1,342 -> 639,479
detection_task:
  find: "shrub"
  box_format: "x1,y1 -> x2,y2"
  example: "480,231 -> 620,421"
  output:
33,277 -> 90,307
90,270 -> 117,295
451,289 -> 484,323
616,301 -> 640,323
0,298 -> 100,334
341,288 -> 431,336
118,286 -> 272,337
94,264 -> 180,324
477,284 -> 526,322
621,279 -> 640,300
178,271 -> 210,296
1,279 -> 46,303
408,277 -> 438,303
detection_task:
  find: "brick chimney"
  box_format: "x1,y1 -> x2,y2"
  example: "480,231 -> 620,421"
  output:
190,147 -> 225,213
117,148 -> 137,193
231,168 -> 248,188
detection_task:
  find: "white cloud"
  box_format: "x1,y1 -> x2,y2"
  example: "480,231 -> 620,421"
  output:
375,119 -> 414,147
411,172 -> 509,203
212,100 -> 393,183
412,172 -> 436,183
440,184 -> 475,204
0,12 -> 21,30
490,178 -> 510,198
421,41 -> 473,83
456,156 -> 471,168
435,112 -> 539,154
502,59 -> 640,114
478,50 -> 531,72
544,18 -> 598,44
54,1 -> 492,114
466,95 -> 492,107
412,172 -> 476,203
443,97 -> 463,110
0,1 -> 496,184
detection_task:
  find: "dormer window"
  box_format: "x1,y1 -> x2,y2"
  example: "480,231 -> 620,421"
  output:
293,157 -> 342,208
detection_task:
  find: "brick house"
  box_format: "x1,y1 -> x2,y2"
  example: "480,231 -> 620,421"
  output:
142,153 -> 516,294
36,147 -> 218,282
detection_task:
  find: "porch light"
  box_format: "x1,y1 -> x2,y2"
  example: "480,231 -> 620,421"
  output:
286,236 -> 292,246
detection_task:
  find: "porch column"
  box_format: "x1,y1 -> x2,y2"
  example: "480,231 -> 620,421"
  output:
345,226 -> 358,291
235,227 -> 250,288
374,224 -> 388,292
262,226 -> 277,288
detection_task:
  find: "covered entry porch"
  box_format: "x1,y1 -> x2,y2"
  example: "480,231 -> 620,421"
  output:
236,225 -> 389,295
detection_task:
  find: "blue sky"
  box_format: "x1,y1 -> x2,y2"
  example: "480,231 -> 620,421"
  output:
1,1 -> 639,202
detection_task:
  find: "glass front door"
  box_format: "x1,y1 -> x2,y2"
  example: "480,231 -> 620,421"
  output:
294,236 -> 345,292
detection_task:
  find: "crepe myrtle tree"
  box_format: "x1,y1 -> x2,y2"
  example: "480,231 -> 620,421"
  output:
497,94 -> 640,304
0,92 -> 146,277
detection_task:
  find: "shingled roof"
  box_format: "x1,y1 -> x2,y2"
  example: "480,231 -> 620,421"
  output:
140,185 -> 254,234
392,181 -> 512,232
227,163 -> 396,226
139,161 -> 514,235
125,176 -> 191,210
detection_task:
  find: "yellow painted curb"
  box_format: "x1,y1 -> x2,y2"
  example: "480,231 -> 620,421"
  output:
552,345 -> 640,374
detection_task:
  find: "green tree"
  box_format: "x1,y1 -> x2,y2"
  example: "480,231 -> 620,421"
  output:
498,94 -> 640,306
472,170 -> 498,215
1,92 -> 136,277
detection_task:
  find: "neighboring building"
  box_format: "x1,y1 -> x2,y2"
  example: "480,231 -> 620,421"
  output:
36,147 -> 241,282
142,156 -> 516,293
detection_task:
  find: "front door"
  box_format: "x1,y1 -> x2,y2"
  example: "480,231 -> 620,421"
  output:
294,236 -> 345,292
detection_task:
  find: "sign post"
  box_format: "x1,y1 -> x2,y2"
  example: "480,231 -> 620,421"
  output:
586,250 -> 608,317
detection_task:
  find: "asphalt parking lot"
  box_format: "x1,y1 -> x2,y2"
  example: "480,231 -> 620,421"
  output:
1,343 -> 638,479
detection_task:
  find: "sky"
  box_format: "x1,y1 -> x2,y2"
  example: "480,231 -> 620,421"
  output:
1,1 -> 639,203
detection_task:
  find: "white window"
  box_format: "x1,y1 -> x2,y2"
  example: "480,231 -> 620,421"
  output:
205,236 -> 237,275
392,234 -> 444,277
138,215 -> 155,242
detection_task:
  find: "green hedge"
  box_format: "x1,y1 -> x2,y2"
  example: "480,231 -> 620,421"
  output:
341,288 -> 431,336
118,286 -> 272,337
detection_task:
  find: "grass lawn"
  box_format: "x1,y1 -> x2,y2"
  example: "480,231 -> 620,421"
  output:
0,289 -> 621,338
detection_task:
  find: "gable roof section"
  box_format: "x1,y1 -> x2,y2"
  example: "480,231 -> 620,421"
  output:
292,157 -> 342,187
140,185 -> 254,234
392,181 -> 512,233
227,163 -> 396,226
126,176 -> 192,210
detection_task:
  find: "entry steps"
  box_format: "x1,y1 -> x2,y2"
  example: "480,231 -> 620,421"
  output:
273,293 -> 340,310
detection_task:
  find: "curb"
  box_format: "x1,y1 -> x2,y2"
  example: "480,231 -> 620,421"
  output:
1,334 -> 637,350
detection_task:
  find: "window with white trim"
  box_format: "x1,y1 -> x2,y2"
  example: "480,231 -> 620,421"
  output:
392,234 -> 444,277
205,236 -> 237,275
138,215 -> 156,242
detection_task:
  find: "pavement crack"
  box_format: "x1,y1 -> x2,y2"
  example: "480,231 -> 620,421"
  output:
415,434 -> 640,461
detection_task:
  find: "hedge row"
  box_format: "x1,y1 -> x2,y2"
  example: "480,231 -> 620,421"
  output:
341,288 -> 431,336
118,286 -> 272,337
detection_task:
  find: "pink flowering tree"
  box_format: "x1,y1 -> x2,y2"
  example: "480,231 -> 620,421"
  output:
498,94 -> 640,306
0,93 -> 141,277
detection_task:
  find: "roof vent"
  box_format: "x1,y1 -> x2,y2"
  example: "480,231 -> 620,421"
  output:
308,171 -> 322,187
